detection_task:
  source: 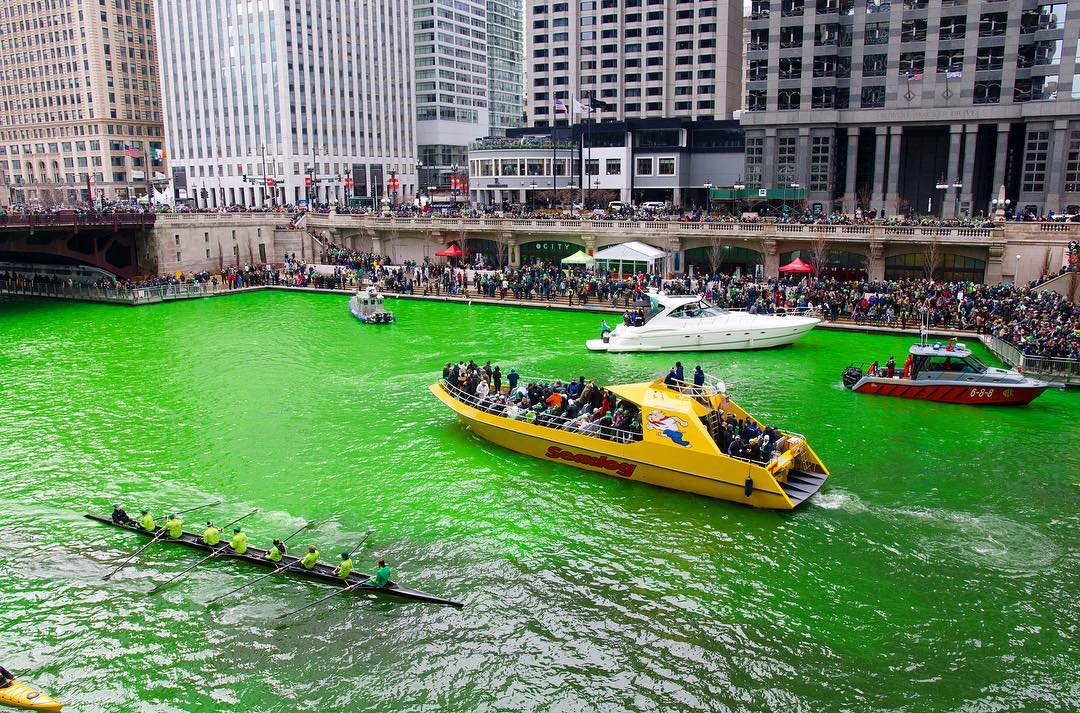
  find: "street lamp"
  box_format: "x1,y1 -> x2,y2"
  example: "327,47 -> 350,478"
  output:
733,176 -> 745,216
1015,253 -> 1021,283
529,180 -> 538,212
991,197 -> 1011,219
703,180 -> 713,213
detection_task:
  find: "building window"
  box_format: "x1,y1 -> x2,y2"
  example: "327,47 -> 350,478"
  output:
810,136 -> 831,192
745,137 -> 764,188
748,89 -> 767,111
860,85 -> 885,107
900,52 -> 925,75
937,49 -> 964,74
777,137 -> 798,184
606,159 -> 621,175
748,59 -> 768,81
979,12 -> 1008,37
865,22 -> 889,45
976,46 -> 1004,71
780,27 -> 803,48
973,80 -> 1001,104
778,89 -> 800,109
863,54 -> 887,77
1022,130 -> 1049,193
779,57 -> 801,79
658,157 -> 676,175
1065,131 -> 1080,192
636,157 -> 653,175
940,16 -> 965,39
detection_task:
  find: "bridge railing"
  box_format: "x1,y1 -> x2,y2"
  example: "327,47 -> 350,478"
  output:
0,213 -> 155,229
0,279 -> 236,304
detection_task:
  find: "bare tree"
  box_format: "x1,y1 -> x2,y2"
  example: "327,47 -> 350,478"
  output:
922,240 -> 941,280
809,237 -> 831,275
856,185 -> 873,214
706,235 -> 726,277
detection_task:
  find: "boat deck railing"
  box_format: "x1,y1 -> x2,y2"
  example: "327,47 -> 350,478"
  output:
441,378 -> 645,444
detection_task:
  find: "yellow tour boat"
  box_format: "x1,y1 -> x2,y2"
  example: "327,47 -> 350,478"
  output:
430,370 -> 829,509
0,679 -> 63,712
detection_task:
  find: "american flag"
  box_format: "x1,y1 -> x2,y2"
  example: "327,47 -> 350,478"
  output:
554,98 -> 568,113
906,70 -> 924,81
122,144 -> 142,158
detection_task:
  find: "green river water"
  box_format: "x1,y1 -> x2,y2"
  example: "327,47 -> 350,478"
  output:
0,291 -> 1077,713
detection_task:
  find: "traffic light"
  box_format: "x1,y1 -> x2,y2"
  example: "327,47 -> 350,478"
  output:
242,174 -> 247,182
304,175 -> 312,188
266,177 -> 274,188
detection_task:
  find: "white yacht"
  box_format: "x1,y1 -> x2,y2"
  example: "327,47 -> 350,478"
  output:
586,292 -> 820,352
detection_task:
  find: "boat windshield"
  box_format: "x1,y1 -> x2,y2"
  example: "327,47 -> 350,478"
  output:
922,355 -> 987,373
668,300 -> 729,319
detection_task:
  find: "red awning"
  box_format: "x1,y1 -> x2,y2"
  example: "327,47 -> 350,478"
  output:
778,257 -> 815,273
435,244 -> 465,257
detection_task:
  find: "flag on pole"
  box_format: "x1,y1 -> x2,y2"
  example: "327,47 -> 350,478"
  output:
573,98 -> 591,114
906,70 -> 923,81
554,98 -> 568,113
590,97 -> 613,111
122,144 -> 142,158
946,69 -> 962,79
149,146 -> 167,160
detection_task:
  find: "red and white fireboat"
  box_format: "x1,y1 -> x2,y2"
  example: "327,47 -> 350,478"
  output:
842,339 -> 1050,406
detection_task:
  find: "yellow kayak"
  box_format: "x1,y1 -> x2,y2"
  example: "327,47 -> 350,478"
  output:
0,680 -> 63,712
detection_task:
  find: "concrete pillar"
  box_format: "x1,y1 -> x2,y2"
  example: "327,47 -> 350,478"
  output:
991,123 -> 1010,209
985,244 -> 1004,283
763,131 -> 777,187
763,239 -> 779,278
507,238 -> 518,267
673,186 -> 682,208
797,129 -> 812,192
1045,120 -> 1069,214
871,127 -> 887,215
372,237 -> 383,256
868,241 -> 885,281
959,124 -> 978,216
943,125 -> 963,218
884,128 -> 902,216
844,128 -> 859,213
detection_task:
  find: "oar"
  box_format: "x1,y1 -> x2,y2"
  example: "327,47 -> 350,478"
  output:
102,501 -> 222,579
276,529 -> 375,620
277,581 -> 362,620
203,520 -> 317,606
147,508 -> 260,593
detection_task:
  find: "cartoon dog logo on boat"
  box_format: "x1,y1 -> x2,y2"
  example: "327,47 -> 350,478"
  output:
646,410 -> 690,447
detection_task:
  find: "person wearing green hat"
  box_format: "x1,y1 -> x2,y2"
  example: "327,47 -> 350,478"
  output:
333,552 -> 352,580
202,521 -> 221,546
164,513 -> 184,538
300,545 -> 320,570
111,504 -> 133,525
229,526 -> 248,555
139,509 -> 155,532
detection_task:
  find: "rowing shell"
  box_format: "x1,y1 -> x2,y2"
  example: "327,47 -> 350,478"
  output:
85,514 -> 463,608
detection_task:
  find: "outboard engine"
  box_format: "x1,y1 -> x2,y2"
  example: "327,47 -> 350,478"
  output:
841,366 -> 863,389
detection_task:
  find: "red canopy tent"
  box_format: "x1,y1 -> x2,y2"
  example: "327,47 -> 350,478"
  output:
435,244 -> 465,257
778,257 -> 815,273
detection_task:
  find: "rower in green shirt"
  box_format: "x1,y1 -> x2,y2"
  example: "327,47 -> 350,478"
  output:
267,539 -> 286,563
367,559 -> 392,588
229,527 -> 248,555
164,514 -> 183,538
300,546 -> 320,570
139,509 -> 155,532
202,521 -> 221,546
333,552 -> 352,580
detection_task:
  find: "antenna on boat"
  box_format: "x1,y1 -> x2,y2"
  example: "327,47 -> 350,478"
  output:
919,306 -> 929,347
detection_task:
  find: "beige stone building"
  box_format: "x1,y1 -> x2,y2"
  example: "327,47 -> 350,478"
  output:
0,0 -> 166,206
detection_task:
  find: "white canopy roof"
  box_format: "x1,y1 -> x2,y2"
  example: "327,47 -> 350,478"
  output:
593,241 -> 666,262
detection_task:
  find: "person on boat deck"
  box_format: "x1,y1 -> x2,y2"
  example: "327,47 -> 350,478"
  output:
761,435 -> 774,462
507,368 -> 519,392
545,389 -> 565,411
267,539 -> 287,563
492,366 -> 502,393
902,353 -> 914,379
664,367 -> 678,388
727,435 -> 745,458
885,355 -> 897,378
600,319 -> 612,337
442,363 -> 451,379
675,362 -> 685,383
230,527 -> 248,555
202,521 -> 221,546
0,665 -> 13,688
693,366 -> 706,387
111,503 -> 133,525
333,552 -> 353,580
366,560 -> 392,588
300,546 -> 320,570
867,360 -> 879,377
165,513 -> 184,538
475,377 -> 490,400
139,509 -> 155,532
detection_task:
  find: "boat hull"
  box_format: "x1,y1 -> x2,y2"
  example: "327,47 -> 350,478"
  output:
429,383 -> 822,509
0,681 -> 62,712
851,378 -> 1047,405
586,318 -> 819,352
85,515 -> 462,607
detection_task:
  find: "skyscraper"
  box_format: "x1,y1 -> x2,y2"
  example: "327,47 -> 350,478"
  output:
740,0 -> 1080,216
155,0 -> 416,208
524,0 -> 743,126
0,0 -> 166,206
487,0 -> 525,136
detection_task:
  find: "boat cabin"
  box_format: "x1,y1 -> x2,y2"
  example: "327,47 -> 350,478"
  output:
907,343 -> 988,379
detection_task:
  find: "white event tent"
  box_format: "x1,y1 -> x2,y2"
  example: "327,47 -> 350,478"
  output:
594,241 -> 666,277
